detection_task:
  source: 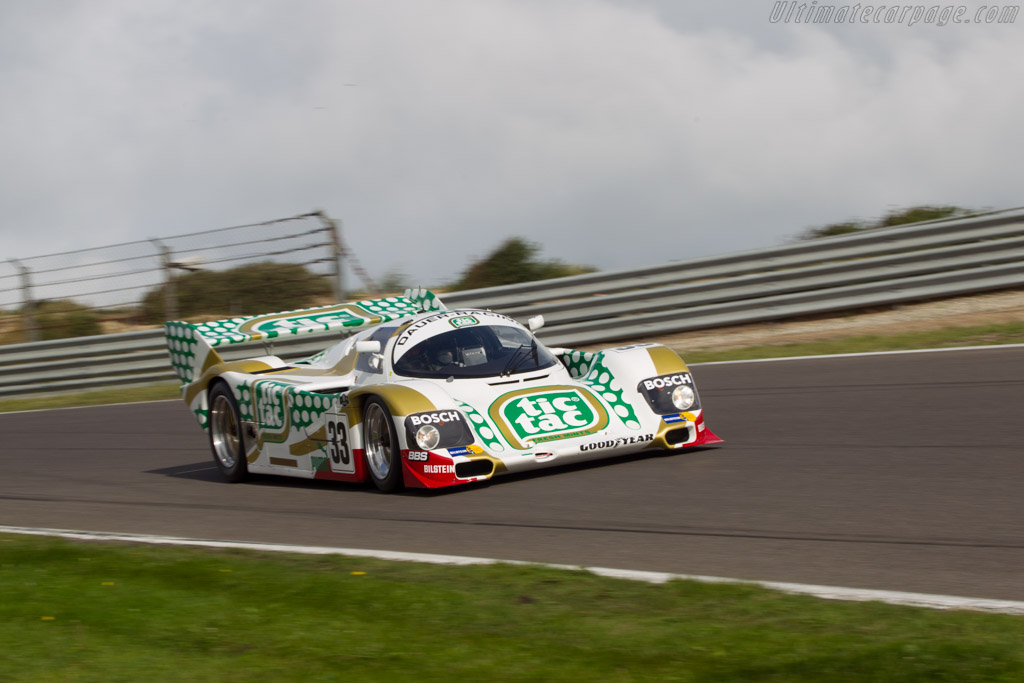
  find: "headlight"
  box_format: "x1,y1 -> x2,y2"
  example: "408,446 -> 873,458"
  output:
671,385 -> 695,411
637,372 -> 700,415
405,410 -> 474,450
415,424 -> 441,450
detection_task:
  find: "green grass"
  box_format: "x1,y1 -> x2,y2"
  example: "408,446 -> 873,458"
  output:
1,534 -> 1022,682
680,321 -> 1024,364
0,382 -> 180,413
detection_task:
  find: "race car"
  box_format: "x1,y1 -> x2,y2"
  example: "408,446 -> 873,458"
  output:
164,288 -> 721,492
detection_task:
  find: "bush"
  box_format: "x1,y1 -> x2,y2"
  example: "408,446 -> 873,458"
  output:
450,238 -> 595,291
801,205 -> 973,240
141,262 -> 334,323
34,300 -> 102,340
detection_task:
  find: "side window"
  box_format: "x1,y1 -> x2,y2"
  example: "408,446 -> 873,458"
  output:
492,325 -> 524,349
355,326 -> 396,374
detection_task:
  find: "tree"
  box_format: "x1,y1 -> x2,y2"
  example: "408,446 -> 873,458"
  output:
141,262 -> 334,323
449,238 -> 595,291
800,205 -> 973,240
877,205 -> 969,228
378,270 -> 408,294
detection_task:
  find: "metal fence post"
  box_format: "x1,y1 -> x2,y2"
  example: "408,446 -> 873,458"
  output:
8,259 -> 39,343
151,240 -> 178,321
318,211 -> 346,302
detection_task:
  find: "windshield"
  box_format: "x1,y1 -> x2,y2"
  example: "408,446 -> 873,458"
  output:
392,325 -> 558,379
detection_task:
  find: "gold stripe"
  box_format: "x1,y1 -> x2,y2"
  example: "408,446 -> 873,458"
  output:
650,412 -> 698,450
200,347 -> 225,374
269,457 -> 299,468
646,346 -> 689,375
463,453 -> 507,475
350,385 -> 436,416
289,426 -> 327,456
183,358 -> 274,406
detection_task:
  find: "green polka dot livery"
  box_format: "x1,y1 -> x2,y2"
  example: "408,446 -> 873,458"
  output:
559,349 -> 641,430
458,400 -> 506,453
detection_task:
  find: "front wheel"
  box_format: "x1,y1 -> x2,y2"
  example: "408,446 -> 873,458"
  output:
362,397 -> 404,492
208,383 -> 248,482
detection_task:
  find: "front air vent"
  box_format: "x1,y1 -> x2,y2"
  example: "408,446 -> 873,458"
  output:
665,427 -> 692,446
455,460 -> 494,479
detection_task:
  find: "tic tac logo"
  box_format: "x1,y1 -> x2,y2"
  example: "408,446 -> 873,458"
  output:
253,312 -> 363,334
449,316 -> 478,329
492,388 -> 607,448
239,307 -> 369,336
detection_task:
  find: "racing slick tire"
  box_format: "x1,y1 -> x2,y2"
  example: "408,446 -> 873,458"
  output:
362,396 -> 404,492
208,382 -> 249,483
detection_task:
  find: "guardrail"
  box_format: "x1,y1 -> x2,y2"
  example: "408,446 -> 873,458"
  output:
2,208 -> 1023,398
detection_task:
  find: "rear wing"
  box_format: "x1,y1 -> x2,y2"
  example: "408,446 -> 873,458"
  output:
164,288 -> 445,385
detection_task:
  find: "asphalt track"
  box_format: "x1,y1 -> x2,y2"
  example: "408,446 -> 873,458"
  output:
1,346 -> 1022,601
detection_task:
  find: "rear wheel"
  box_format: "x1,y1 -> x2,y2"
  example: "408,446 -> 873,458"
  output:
208,383 -> 248,482
362,397 -> 404,492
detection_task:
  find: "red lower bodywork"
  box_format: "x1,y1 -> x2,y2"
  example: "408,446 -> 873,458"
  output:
401,422 -> 725,490
696,426 -> 725,446
312,424 -> 724,490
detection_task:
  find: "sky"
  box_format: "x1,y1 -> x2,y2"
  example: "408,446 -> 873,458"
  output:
1,0 -> 1022,289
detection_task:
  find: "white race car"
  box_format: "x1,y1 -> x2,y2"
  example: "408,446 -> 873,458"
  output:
165,289 -> 722,491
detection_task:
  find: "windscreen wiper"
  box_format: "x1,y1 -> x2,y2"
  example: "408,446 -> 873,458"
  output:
503,339 -> 538,377
500,344 -> 528,377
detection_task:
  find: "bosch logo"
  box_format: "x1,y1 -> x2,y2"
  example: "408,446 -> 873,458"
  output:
642,374 -> 691,391
409,411 -> 460,426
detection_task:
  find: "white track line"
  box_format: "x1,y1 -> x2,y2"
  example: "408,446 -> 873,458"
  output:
3,525 -> 1023,616
688,339 -> 1024,362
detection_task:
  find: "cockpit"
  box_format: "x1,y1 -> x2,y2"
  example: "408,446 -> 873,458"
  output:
392,324 -> 558,379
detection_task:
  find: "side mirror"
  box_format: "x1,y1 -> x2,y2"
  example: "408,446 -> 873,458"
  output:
355,340 -> 382,354
528,315 -> 545,332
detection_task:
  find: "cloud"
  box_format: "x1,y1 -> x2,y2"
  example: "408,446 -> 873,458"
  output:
1,0 -> 1021,292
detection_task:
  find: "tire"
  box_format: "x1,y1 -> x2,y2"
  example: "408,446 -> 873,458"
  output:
362,396 -> 404,492
208,382 -> 249,482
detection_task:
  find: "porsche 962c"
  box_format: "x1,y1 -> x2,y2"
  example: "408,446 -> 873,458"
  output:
164,289 -> 721,492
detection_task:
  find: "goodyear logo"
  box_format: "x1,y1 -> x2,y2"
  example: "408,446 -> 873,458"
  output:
490,387 -> 608,449
449,315 -> 479,329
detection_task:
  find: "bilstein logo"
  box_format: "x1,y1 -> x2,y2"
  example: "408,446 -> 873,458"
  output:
490,387 -> 608,449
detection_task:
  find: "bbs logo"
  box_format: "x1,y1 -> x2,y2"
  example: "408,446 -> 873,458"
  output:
406,451 -> 429,461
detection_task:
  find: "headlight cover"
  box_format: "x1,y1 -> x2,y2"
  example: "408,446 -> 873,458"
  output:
671,384 -> 695,411
637,372 -> 701,415
415,424 -> 441,450
404,410 -> 474,451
